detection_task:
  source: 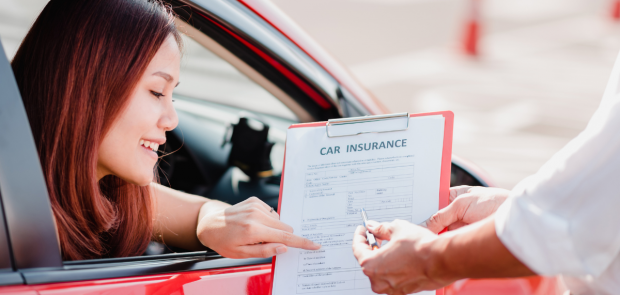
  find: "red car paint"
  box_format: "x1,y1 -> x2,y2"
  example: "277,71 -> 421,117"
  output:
7,265 -> 272,295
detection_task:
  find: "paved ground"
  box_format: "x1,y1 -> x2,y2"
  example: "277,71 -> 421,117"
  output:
273,0 -> 620,188
2,0 -> 620,188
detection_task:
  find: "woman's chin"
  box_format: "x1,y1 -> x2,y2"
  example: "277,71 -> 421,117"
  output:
122,171 -> 156,186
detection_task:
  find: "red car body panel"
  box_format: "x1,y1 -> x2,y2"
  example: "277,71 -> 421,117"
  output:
7,265 -> 273,295
7,268 -> 563,295
0,286 -> 37,295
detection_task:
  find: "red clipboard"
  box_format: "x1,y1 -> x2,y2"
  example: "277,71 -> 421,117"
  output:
269,111 -> 454,295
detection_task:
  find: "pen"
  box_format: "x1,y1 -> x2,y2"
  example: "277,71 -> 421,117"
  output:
361,208 -> 379,250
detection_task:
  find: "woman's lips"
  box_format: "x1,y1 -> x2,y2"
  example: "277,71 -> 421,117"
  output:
140,145 -> 158,161
140,139 -> 160,151
139,139 -> 164,160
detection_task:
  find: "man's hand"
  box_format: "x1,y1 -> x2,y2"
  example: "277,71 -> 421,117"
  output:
423,186 -> 509,233
352,220 -> 449,295
352,217 -> 535,295
197,197 -> 321,258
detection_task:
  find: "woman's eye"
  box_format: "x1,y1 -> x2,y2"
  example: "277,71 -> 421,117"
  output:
150,90 -> 164,99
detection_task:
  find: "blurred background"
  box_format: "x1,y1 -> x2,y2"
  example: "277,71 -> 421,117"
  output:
1,0 -> 619,188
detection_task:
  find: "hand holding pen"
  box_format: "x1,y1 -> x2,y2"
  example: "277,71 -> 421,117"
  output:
352,217 -> 442,294
361,208 -> 380,250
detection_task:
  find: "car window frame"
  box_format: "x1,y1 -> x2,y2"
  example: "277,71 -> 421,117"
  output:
0,36 -> 62,284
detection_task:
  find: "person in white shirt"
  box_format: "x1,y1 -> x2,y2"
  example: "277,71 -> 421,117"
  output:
351,53 -> 620,295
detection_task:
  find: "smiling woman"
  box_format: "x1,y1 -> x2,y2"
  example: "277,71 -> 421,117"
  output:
10,0 -> 320,261
11,0 -> 182,261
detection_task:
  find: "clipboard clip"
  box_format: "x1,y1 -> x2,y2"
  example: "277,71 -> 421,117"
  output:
326,113 -> 410,138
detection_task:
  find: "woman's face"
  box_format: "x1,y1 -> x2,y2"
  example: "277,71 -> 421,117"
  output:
97,35 -> 180,185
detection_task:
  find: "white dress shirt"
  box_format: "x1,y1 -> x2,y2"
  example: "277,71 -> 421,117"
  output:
495,51 -> 620,295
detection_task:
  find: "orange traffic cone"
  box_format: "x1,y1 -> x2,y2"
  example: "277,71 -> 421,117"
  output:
612,0 -> 620,21
462,0 -> 480,56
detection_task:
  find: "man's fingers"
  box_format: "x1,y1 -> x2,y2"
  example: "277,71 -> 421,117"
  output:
369,278 -> 393,295
367,222 -> 392,240
421,202 -> 462,234
365,220 -> 384,245
449,185 -> 472,202
352,225 -> 373,262
237,243 -> 288,258
365,220 -> 380,228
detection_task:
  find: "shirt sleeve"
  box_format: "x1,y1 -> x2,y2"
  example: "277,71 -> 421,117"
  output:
495,83 -> 620,277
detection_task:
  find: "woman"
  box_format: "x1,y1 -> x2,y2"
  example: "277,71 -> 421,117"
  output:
11,0 -> 319,261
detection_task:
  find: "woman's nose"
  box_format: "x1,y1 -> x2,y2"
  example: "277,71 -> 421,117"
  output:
159,101 -> 179,131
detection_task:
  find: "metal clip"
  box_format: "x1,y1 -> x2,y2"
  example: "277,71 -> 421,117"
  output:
326,113 -> 410,138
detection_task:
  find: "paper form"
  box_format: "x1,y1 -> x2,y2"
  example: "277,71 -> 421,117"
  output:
272,116 -> 445,295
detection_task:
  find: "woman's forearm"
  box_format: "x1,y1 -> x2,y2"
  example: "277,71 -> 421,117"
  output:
427,215 -> 535,283
197,198 -> 230,222
152,183 -> 229,251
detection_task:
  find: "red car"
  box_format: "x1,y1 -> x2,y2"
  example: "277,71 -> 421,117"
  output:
0,0 -> 561,294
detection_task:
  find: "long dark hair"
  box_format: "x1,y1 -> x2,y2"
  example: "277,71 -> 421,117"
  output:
11,0 -> 182,260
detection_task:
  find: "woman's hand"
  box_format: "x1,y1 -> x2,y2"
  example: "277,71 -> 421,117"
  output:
423,185 -> 509,233
196,197 -> 321,258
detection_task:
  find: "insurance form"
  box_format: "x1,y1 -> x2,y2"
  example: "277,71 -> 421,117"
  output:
272,115 -> 446,295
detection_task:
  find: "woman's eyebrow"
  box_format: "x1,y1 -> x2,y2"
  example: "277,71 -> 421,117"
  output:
153,71 -> 180,87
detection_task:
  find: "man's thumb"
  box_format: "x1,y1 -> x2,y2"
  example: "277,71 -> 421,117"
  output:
421,203 -> 460,234
367,221 -> 392,240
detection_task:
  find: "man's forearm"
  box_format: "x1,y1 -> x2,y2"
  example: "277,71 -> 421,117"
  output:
426,215 -> 535,283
